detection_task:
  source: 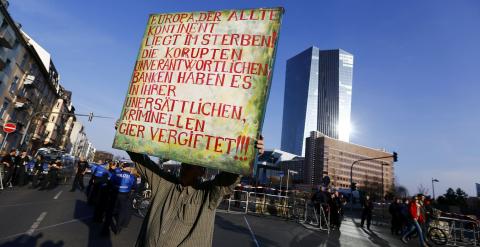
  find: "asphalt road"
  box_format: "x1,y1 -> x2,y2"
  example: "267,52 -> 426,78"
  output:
0,180 -> 431,247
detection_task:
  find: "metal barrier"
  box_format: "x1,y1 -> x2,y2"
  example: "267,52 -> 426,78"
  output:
435,216 -> 480,246
0,165 -> 4,190
372,202 -> 390,227
220,190 -> 331,233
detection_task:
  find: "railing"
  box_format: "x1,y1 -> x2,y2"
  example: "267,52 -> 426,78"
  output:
220,190 -> 330,233
0,165 -> 4,190
435,215 -> 480,246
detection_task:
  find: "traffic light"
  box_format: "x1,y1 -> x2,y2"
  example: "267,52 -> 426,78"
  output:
350,182 -> 357,191
393,152 -> 398,162
88,112 -> 94,122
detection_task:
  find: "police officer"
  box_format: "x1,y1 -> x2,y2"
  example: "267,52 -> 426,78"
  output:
91,162 -> 112,222
46,160 -> 62,189
14,151 -> 30,186
71,157 -> 88,191
1,149 -> 16,187
31,155 -> 46,188
87,160 -> 105,205
103,164 -> 136,235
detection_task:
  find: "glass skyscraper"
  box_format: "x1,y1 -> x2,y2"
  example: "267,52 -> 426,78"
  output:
281,47 -> 353,156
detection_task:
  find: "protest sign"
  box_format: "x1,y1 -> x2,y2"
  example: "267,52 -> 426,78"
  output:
113,7 -> 283,174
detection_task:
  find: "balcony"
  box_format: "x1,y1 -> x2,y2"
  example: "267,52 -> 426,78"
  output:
14,96 -> 31,109
23,74 -> 35,86
0,24 -> 15,49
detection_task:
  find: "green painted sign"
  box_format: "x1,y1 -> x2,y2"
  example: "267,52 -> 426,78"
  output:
113,7 -> 283,174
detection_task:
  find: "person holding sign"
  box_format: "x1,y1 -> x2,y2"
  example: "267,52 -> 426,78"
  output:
115,122 -> 264,247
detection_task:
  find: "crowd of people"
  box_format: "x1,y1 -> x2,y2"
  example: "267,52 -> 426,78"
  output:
311,187 -> 436,247
0,149 -> 141,236
311,187 -> 347,230
0,148 -> 64,189
388,194 -> 434,247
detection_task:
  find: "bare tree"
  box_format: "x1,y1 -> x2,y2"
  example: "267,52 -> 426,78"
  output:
395,185 -> 409,198
417,184 -> 429,195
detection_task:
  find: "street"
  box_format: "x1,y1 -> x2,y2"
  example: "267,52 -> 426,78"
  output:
0,180 -> 433,247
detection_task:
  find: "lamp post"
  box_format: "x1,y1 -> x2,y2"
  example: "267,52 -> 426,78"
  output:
286,169 -> 298,195
381,163 -> 390,200
432,178 -> 439,200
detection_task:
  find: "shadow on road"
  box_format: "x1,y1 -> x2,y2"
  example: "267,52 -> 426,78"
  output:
0,233 -> 64,247
215,214 -> 278,247
360,227 -> 392,247
73,199 -> 113,247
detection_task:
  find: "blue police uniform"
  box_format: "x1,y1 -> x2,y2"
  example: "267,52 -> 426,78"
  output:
92,165 -> 113,222
103,169 -> 136,234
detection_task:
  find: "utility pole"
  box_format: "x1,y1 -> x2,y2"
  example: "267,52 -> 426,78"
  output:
432,178 -> 439,200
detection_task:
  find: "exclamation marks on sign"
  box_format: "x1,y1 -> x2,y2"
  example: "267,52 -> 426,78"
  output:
234,135 -> 250,161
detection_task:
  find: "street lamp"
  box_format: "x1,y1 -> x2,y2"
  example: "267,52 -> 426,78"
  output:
381,162 -> 390,200
286,169 -> 298,195
432,178 -> 439,200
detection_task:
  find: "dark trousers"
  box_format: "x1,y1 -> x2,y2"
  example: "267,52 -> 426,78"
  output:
71,173 -> 85,191
361,210 -> 372,228
31,172 -> 41,188
116,193 -> 131,230
93,186 -> 109,222
15,170 -> 27,186
47,170 -> 58,189
2,167 -> 13,187
104,191 -> 130,233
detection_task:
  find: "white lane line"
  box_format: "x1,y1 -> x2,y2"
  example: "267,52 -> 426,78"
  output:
0,215 -> 92,241
25,212 -> 47,236
243,216 -> 260,247
53,190 -> 63,200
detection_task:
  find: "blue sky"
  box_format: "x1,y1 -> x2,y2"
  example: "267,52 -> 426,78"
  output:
8,0 -> 480,196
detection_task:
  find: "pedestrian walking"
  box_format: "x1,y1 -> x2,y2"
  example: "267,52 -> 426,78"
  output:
71,157 -> 88,191
360,195 -> 374,230
399,198 -> 410,234
389,198 -> 402,235
401,195 -> 430,247
329,191 -> 341,230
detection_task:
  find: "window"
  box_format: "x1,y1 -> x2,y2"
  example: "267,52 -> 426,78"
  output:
51,116 -> 55,122
0,99 -> 10,119
20,53 -> 29,69
9,76 -> 18,94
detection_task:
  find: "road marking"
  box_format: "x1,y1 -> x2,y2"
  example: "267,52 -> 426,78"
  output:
243,216 -> 260,247
0,215 -> 92,241
20,211 -> 48,244
53,190 -> 63,200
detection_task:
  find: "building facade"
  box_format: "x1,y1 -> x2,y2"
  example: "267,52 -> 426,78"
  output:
305,131 -> 394,198
281,47 -> 354,156
69,121 -> 95,160
0,2 -> 83,154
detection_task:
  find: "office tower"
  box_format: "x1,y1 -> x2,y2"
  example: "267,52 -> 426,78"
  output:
281,47 -> 353,155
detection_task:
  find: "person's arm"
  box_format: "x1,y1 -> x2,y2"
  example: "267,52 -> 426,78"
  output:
207,171 -> 240,207
127,151 -> 177,186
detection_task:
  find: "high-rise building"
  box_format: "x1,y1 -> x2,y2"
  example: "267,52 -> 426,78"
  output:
281,47 -> 354,155
305,131 -> 394,199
